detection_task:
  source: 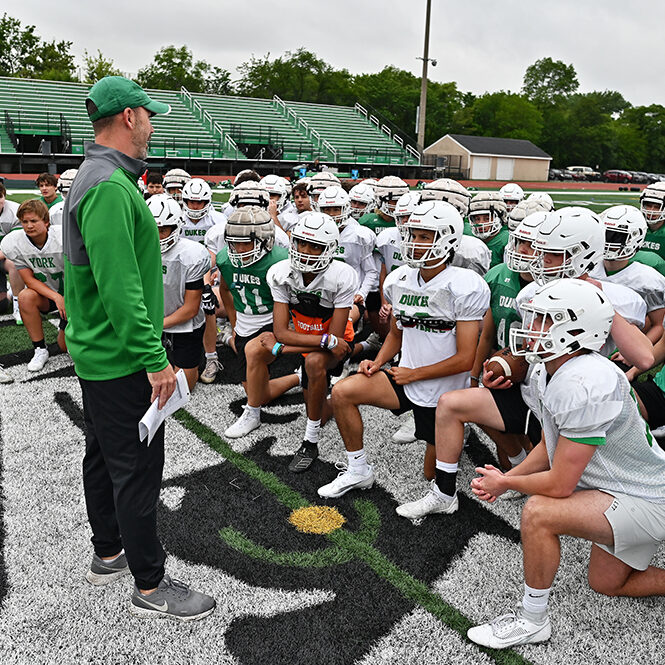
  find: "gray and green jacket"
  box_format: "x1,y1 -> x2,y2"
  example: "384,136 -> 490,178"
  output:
63,143 -> 168,381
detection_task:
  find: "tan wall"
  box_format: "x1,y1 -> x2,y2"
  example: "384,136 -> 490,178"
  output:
513,159 -> 550,182
424,137 -> 469,170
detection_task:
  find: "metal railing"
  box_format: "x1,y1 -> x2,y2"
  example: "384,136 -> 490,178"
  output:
3,110 -> 18,150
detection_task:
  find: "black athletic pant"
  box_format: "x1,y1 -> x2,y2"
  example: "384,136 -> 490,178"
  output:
79,370 -> 166,589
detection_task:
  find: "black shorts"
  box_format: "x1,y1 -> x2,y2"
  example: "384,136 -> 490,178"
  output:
235,323 -> 273,381
489,384 -> 542,444
44,297 -> 67,331
383,370 -> 436,445
365,291 -> 381,312
162,323 -> 205,369
633,378 -> 665,429
300,342 -> 355,390
354,302 -> 366,321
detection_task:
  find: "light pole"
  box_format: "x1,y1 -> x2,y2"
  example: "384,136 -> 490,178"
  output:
416,0 -> 435,154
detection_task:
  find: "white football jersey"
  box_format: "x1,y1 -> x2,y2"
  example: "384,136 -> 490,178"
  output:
162,238 -> 212,333
181,209 -> 227,245
592,261 -> 665,313
375,227 -> 404,275
452,235 -> 492,276
49,200 -> 65,226
532,353 -> 665,502
278,206 -> 300,233
0,199 -> 19,237
0,224 -> 64,294
516,279 -> 646,358
268,258 -> 358,337
221,202 -> 234,217
335,220 -> 378,300
384,265 -> 490,408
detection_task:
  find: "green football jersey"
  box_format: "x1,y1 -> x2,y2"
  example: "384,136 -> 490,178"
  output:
631,249 -> 665,277
463,219 -> 473,237
486,226 -> 510,269
484,262 -> 527,349
217,245 -> 288,316
643,225 -> 665,262
358,212 -> 394,235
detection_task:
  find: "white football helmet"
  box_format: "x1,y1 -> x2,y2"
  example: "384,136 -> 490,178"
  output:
499,183 -> 525,212
225,205 -> 275,268
400,201 -> 463,269
510,279 -> 614,365
394,191 -> 422,226
530,207 -> 604,284
508,198 -> 553,231
147,193 -> 184,253
362,178 -> 379,191
260,174 -> 289,212
348,183 -> 376,220
420,178 -> 471,216
316,186 -> 351,227
527,191 -> 554,211
505,211 -> 549,273
229,181 -> 270,209
163,168 -> 191,203
375,176 -> 409,217
601,205 -> 647,261
290,212 -> 339,273
182,178 -> 212,220
468,192 -> 507,239
640,181 -> 665,229
57,169 -> 78,197
307,172 -> 342,202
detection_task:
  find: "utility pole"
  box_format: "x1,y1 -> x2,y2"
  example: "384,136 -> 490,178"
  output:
416,0 -> 432,154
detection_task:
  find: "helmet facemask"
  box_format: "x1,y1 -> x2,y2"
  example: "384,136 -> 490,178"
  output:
289,234 -> 337,273
505,233 -> 536,273
399,224 -> 456,269
469,209 -> 502,239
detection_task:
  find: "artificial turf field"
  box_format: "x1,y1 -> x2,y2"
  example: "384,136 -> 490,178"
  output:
0,187 -> 663,664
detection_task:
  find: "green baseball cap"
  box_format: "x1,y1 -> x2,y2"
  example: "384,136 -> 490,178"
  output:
86,76 -> 170,122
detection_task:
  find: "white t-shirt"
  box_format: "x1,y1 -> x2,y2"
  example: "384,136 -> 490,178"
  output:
384,264 -> 490,407
532,353 -> 665,502
162,238 -> 211,333
48,200 -> 65,226
181,209 -> 227,245
335,220 -> 378,300
0,199 -> 19,238
375,227 -> 404,275
592,261 -> 665,313
0,224 -> 64,294
278,206 -> 300,233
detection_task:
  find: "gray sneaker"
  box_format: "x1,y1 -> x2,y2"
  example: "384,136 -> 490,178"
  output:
130,575 -> 216,622
0,364 -> 14,384
200,357 -> 223,384
86,552 -> 130,586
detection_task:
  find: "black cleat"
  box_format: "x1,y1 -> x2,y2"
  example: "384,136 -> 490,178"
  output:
288,440 -> 319,473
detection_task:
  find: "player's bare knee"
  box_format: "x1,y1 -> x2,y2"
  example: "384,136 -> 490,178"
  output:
17,288 -> 37,305
520,495 -> 550,532
436,389 -> 466,423
587,569 -> 620,596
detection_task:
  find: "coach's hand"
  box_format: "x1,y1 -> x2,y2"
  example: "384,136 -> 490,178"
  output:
359,359 -> 381,376
148,364 -> 177,409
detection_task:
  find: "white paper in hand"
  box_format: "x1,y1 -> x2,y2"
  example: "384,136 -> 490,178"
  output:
138,369 -> 190,445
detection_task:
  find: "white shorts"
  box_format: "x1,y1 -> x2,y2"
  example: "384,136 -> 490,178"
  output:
596,492 -> 665,570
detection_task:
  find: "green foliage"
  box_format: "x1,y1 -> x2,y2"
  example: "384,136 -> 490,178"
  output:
136,45 -> 232,94
83,49 -> 121,84
620,105 -> 665,172
522,57 -> 579,106
0,13 -> 75,81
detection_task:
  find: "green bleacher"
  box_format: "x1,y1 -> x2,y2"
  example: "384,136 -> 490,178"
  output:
191,93 -> 319,162
284,100 -> 417,165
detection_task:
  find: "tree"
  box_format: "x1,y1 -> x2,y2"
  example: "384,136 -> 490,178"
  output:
0,13 -> 75,81
522,57 -> 579,106
83,49 -> 121,83
620,105 -> 665,171
137,45 -> 232,94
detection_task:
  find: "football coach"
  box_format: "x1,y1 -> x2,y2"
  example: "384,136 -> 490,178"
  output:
63,76 -> 215,620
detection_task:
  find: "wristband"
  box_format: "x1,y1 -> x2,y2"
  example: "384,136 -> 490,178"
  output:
271,342 -> 284,356
320,333 -> 329,349
470,375 -> 480,382
327,334 -> 338,350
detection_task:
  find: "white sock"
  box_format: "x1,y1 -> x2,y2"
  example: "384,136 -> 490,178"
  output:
346,448 -> 369,473
205,351 -> 217,360
304,418 -> 321,444
245,405 -> 261,417
508,449 -> 528,467
522,582 -> 550,618
359,340 -> 370,352
12,296 -> 19,312
102,549 -> 124,562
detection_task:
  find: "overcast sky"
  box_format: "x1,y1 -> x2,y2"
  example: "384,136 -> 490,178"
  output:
5,0 -> 664,108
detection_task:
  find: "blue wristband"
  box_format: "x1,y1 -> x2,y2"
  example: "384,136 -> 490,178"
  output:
272,342 -> 284,356
320,333 -> 329,349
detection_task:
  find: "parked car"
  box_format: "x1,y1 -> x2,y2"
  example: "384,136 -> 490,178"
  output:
567,166 -> 602,181
604,170 -> 632,183
629,171 -> 649,184
548,168 -> 563,181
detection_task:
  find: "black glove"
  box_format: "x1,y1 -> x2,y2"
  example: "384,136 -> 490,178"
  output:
201,284 -> 219,315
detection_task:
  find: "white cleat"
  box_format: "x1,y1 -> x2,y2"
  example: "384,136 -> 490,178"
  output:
318,464 -> 375,499
0,364 -> 14,384
27,347 -> 49,372
224,406 -> 261,439
392,414 -> 417,444
396,481 -> 458,519
467,605 -> 551,649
